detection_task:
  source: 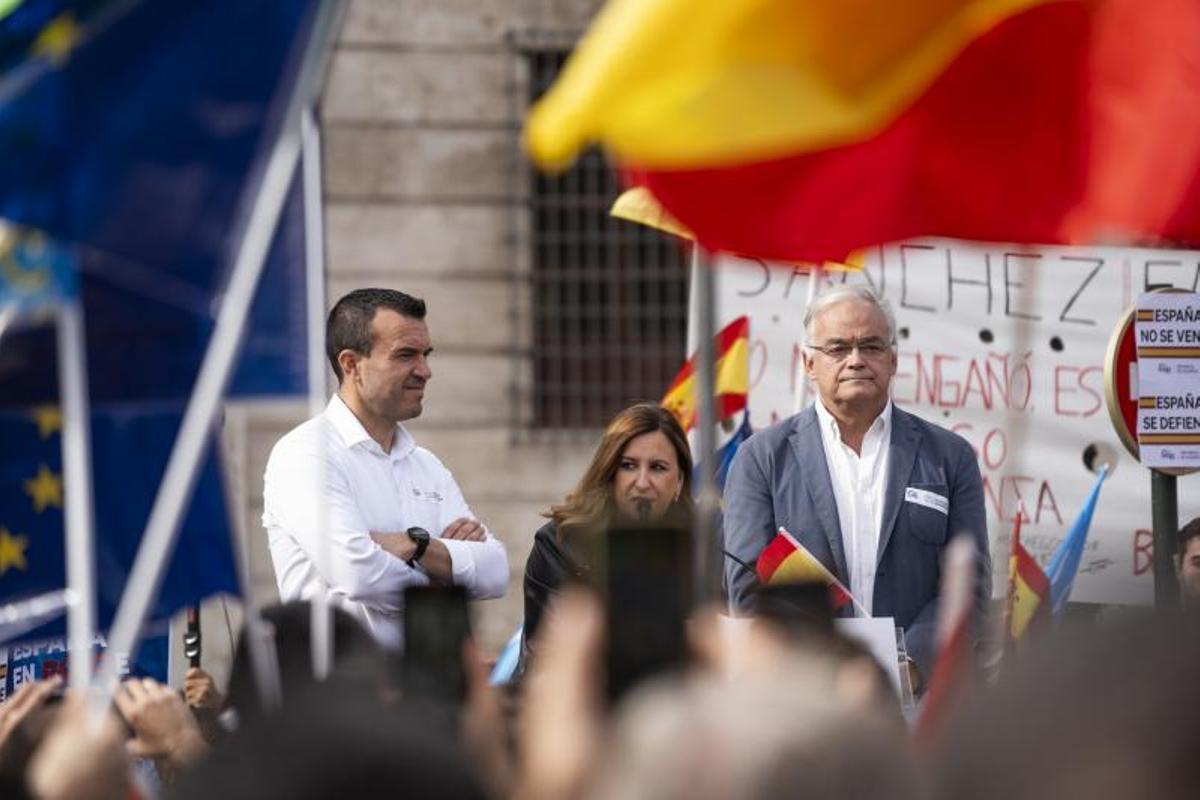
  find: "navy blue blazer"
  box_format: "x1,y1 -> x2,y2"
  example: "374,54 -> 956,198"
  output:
721,404 -> 990,676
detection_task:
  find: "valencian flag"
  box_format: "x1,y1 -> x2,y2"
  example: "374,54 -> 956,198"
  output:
1007,508 -> 1050,643
755,527 -> 864,615
526,0 -> 1200,262
661,316 -> 749,433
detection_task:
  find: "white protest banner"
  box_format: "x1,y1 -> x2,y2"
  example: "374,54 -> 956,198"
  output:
1134,292 -> 1200,469
690,239 -> 1200,605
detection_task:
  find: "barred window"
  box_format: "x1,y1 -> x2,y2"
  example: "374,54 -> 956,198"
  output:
514,44 -> 689,434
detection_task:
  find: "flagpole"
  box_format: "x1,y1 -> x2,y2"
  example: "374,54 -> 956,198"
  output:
57,299 -> 96,691
693,245 -> 720,605
1150,470 -> 1180,608
88,0 -> 344,720
302,105 -> 333,681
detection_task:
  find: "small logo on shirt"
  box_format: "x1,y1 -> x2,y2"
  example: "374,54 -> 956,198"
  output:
411,487 -> 443,502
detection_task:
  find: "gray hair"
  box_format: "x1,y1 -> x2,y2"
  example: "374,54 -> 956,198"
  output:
802,284 -> 897,345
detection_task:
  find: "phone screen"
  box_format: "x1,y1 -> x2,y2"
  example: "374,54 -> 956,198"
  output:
402,585 -> 470,704
601,525 -> 692,705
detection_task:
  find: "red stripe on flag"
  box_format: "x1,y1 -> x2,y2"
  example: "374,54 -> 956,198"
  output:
754,529 -> 798,584
630,1 -> 1200,262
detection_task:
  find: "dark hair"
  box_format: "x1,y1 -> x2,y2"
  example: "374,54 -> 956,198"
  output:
171,690 -> 487,800
223,601 -> 384,725
326,288 -> 426,383
1179,517 -> 1200,558
546,403 -> 694,538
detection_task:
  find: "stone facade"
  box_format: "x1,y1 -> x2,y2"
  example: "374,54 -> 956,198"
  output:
220,0 -> 605,654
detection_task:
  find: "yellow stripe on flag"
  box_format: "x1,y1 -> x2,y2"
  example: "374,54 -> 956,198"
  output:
525,0 -> 1050,170
769,548 -> 837,586
610,187 -> 694,239
1009,560 -> 1043,640
714,337 -> 749,398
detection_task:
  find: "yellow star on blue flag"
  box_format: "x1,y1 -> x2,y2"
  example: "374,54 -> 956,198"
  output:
0,527 -> 29,575
29,405 -> 62,440
30,11 -> 83,66
24,464 -> 62,513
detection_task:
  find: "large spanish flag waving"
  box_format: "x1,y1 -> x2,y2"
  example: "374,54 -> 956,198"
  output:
526,0 -> 1200,261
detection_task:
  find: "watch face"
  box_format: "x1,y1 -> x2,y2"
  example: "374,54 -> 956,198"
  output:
407,526 -> 430,540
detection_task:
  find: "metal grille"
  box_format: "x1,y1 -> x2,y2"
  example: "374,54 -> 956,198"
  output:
511,41 -> 689,436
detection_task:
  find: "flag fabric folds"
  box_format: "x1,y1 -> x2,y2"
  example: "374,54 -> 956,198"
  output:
755,527 -> 861,614
1046,465 -> 1108,615
661,316 -> 749,433
0,0 -> 320,405
0,0 -> 326,644
1007,509 -> 1050,643
610,187 -> 693,240
526,0 -> 1049,170
0,407 -> 239,640
528,0 -> 1200,262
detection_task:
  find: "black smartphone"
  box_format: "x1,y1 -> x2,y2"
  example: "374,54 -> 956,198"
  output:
599,525 -> 693,705
402,585 -> 470,705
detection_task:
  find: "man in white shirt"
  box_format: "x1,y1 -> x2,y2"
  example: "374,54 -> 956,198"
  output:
722,285 -> 990,686
263,288 -> 508,648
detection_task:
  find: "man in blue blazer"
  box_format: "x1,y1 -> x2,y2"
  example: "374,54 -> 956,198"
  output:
723,285 -> 990,687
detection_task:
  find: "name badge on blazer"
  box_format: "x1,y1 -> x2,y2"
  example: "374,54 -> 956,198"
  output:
905,487 -> 949,515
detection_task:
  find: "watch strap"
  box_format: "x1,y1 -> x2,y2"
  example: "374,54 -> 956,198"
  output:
405,527 -> 430,568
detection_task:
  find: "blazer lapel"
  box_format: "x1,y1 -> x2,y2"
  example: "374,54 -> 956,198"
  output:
789,409 -> 849,584
877,407 -> 921,567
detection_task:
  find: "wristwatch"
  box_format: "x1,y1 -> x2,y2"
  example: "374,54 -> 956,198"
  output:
405,526 -> 431,568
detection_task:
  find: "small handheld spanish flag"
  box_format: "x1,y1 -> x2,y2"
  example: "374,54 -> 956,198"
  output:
755,527 -> 866,616
1007,506 -> 1050,644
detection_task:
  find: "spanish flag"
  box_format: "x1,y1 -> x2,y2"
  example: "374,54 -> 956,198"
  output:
755,527 -> 863,615
527,0 -> 1200,262
661,316 -> 749,433
1007,510 -> 1050,643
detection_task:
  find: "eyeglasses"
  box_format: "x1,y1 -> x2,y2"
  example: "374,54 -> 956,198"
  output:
807,339 -> 895,361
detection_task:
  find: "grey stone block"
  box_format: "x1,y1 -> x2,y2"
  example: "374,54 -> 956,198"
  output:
324,126 -> 512,200
324,50 -> 510,125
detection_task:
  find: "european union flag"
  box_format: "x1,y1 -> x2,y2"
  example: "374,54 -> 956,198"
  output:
0,405 -> 238,640
0,0 -> 322,404
0,0 -> 328,643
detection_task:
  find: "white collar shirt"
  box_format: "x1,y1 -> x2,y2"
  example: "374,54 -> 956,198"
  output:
262,395 -> 508,648
813,398 -> 892,616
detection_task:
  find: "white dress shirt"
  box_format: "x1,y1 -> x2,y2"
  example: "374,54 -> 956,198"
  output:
262,395 -> 508,648
813,398 -> 892,616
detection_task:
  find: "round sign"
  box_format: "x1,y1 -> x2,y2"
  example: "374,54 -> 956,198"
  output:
1104,294 -> 1200,476
1103,306 -> 1139,459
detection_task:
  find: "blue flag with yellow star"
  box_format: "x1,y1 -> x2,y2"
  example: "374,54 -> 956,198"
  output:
0,405 -> 238,640
0,0 -> 320,403
0,0 -> 329,644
